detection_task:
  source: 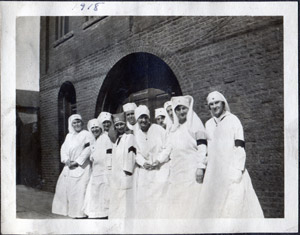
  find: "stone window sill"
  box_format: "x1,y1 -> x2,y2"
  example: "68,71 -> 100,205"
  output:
82,16 -> 107,30
53,31 -> 74,48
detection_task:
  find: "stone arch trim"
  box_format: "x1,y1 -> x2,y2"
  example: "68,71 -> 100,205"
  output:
102,42 -> 188,91
94,51 -> 183,117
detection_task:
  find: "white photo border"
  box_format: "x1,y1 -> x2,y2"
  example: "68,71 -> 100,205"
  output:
1,1 -> 298,234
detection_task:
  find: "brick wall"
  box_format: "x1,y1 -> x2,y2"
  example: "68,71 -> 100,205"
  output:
40,16 -> 283,217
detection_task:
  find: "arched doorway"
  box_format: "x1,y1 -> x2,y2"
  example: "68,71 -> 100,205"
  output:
95,52 -> 182,121
58,81 -> 77,171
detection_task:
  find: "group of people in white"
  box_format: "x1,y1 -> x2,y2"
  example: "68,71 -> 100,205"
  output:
52,91 -> 264,219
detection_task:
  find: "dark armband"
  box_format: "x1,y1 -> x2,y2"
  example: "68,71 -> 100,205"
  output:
197,139 -> 207,146
124,170 -> 132,176
235,139 -> 245,148
106,148 -> 112,154
128,146 -> 136,155
84,142 -> 90,148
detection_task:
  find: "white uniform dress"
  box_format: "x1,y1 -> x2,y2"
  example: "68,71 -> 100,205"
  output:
134,124 -> 169,218
109,133 -> 136,219
197,111 -> 264,218
83,132 -> 113,218
157,96 -> 207,218
52,130 -> 94,218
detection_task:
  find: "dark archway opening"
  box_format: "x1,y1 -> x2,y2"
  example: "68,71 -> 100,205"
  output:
58,81 -> 77,171
95,52 -> 182,120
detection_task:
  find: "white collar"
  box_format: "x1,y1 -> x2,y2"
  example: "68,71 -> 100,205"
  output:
127,122 -> 135,130
213,111 -> 230,124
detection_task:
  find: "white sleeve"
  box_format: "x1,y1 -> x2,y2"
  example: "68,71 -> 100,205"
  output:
123,134 -> 136,173
194,129 -> 208,169
60,135 -> 70,164
89,145 -> 95,162
136,152 -> 146,167
76,133 -> 95,166
233,118 -> 246,171
135,135 -> 147,167
197,144 -> 207,169
233,147 -> 246,171
157,141 -> 172,163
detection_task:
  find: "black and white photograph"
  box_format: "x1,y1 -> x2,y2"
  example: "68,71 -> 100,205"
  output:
1,1 -> 298,234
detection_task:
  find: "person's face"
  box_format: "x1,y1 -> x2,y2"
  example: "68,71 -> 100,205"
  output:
115,122 -> 126,134
126,111 -> 136,125
166,105 -> 173,120
137,114 -> 151,132
102,120 -> 112,132
91,126 -> 101,138
209,101 -> 225,118
175,105 -> 189,124
156,115 -> 165,126
72,119 -> 83,133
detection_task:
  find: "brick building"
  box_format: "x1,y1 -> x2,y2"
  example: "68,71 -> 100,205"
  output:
39,16 -> 283,218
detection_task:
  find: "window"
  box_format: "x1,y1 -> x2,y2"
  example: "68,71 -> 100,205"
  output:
55,17 -> 70,40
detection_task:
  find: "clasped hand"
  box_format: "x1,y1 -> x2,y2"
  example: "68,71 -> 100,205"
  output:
195,168 -> 204,184
143,160 -> 160,170
65,160 -> 79,169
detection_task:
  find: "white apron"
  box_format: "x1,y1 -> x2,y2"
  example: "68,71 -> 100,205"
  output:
134,124 -> 170,218
52,130 -> 94,218
158,123 -> 202,218
197,112 -> 264,218
83,132 -> 113,218
109,133 -> 136,219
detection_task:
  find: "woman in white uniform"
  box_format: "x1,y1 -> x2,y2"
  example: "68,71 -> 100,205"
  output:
98,111 -> 113,133
154,107 -> 167,129
196,91 -> 264,218
97,111 -> 114,177
83,119 -> 113,219
163,100 -> 174,132
134,105 -> 169,218
155,95 -> 207,218
99,111 -> 118,144
109,113 -> 136,219
52,114 -> 94,218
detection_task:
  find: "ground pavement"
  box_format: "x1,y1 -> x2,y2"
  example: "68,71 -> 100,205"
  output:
17,185 -> 70,219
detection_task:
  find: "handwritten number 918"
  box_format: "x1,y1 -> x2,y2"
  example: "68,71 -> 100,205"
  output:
80,3 -> 99,11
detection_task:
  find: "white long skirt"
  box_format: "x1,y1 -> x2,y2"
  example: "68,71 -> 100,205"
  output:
109,187 -> 135,219
52,167 -> 91,218
83,174 -> 110,218
197,162 -> 264,218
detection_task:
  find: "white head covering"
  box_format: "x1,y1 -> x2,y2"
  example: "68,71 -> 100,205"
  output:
207,91 -> 230,113
68,114 -> 82,134
123,103 -> 137,112
170,96 -> 205,138
112,112 -> 126,125
163,100 -> 174,131
172,96 -> 190,109
97,111 -> 112,124
155,108 -> 166,119
171,96 -> 192,131
87,118 -> 103,133
135,105 -> 150,120
163,101 -> 172,110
